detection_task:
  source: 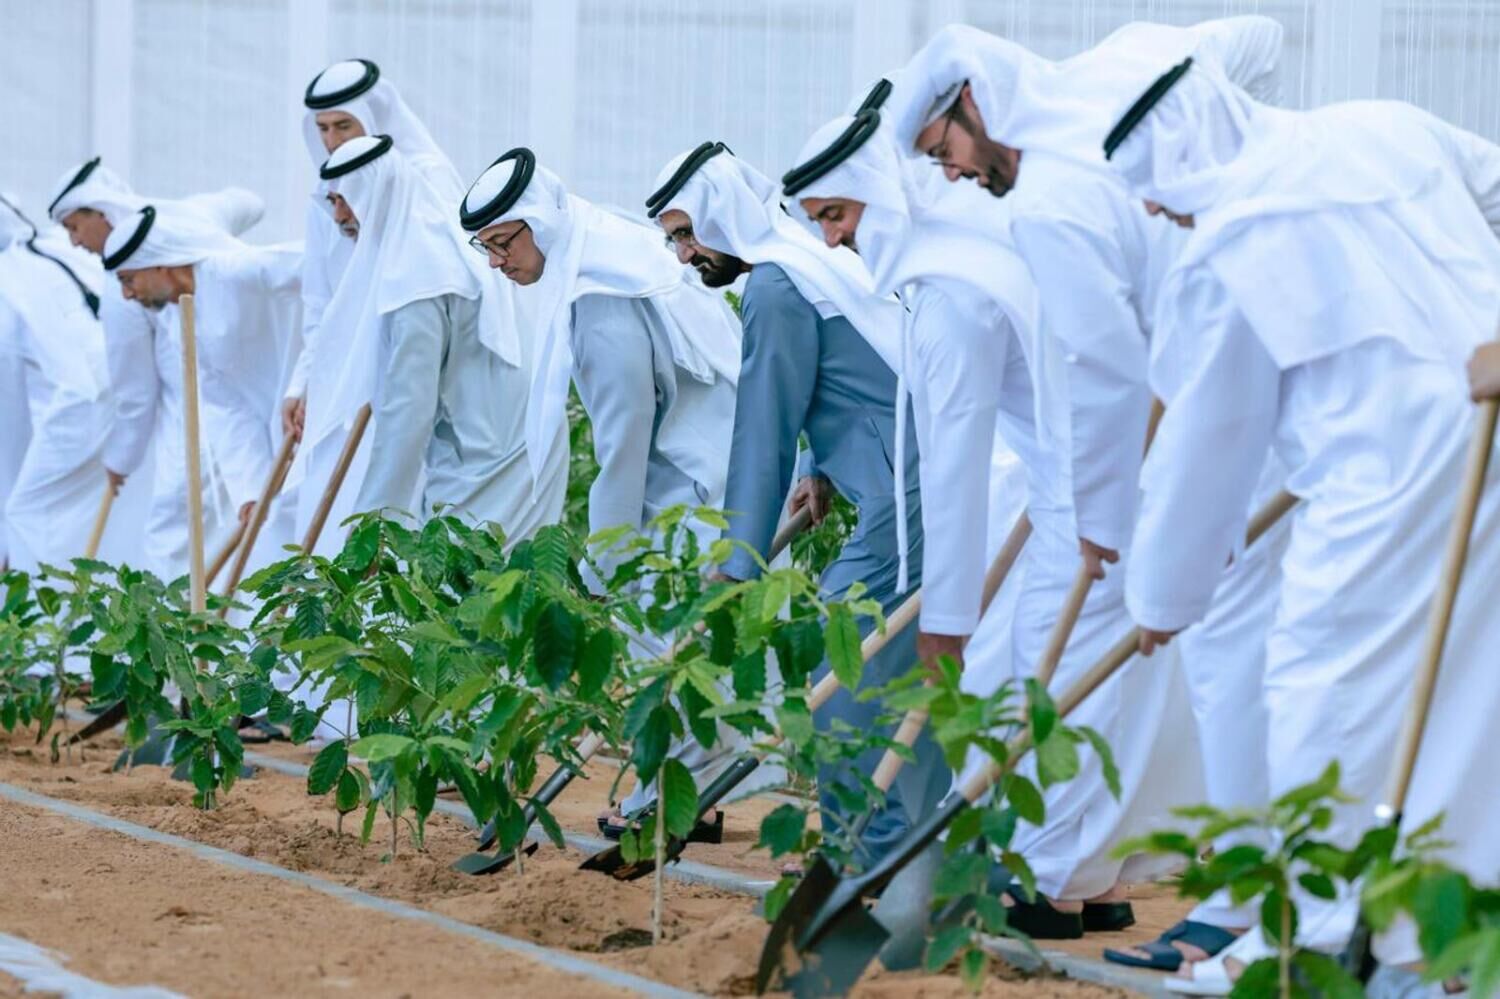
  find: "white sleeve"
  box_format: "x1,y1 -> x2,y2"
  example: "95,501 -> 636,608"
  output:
1190,15 -> 1285,104
908,283 -> 1007,636
182,187 -> 265,237
1126,272 -> 1280,632
0,308 -> 33,564
1011,204 -> 1153,552
199,358 -> 273,508
289,207 -> 336,400
1429,116 -> 1500,235
99,287 -> 160,476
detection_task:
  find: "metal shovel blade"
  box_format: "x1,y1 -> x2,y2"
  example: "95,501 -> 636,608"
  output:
111,728 -> 175,771
449,838 -> 539,875
471,816 -> 498,850
70,700 -> 127,745
781,897 -> 889,999
755,853 -> 842,992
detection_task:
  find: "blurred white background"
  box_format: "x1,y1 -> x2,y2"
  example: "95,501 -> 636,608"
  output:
4,0 -> 1498,243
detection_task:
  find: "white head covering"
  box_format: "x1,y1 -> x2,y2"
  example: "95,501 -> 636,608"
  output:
886,17 -> 1284,175
102,206 -> 242,272
1107,59 -> 1500,385
46,159 -> 147,227
297,135 -> 521,462
650,148 -> 903,372
788,108 -> 1041,589
301,59 -> 464,201
461,152 -> 741,487
0,193 -> 106,399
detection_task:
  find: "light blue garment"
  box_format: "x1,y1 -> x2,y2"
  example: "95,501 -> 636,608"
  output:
723,263 -> 942,863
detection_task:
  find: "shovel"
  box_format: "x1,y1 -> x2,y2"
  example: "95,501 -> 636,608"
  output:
848,509 -> 1033,844
113,295 -> 207,771
451,506 -> 814,875
578,588 -> 924,881
756,489 -> 1298,998
83,479 -> 117,559
1342,380 -> 1499,980
216,432 -> 298,617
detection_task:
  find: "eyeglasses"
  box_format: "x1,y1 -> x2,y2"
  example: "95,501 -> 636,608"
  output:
468,222 -> 527,259
663,225 -> 698,249
927,112 -> 957,166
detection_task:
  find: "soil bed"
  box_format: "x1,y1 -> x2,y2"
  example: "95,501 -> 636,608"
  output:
0,725 -> 1162,996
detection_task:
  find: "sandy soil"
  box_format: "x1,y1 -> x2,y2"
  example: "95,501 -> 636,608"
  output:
0,725 -> 1163,996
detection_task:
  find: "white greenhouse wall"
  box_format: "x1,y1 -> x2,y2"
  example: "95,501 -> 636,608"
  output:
3,0 -> 1499,243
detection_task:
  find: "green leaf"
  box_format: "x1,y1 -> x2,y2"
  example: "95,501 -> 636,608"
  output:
360,800 -> 379,842
532,602 -> 577,691
1297,871 -> 1337,901
960,948 -> 986,992
307,740 -> 348,795
352,733 -> 416,762
731,649 -> 767,702
1260,889 -> 1297,946
1078,725 -> 1121,799
761,877 -> 796,923
574,628 -> 614,699
659,759 -> 699,839
1004,776 -> 1045,826
824,604 -> 863,693
934,851 -> 988,899
925,923 -> 970,971
336,518 -> 381,572
1000,849 -> 1036,902
632,706 -> 673,785
414,769 -> 438,819
756,804 -> 807,857
236,679 -> 273,716
981,807 -> 1018,849
1412,869 -> 1472,959
531,797 -> 566,849
289,705 -> 322,744
1290,951 -> 1364,999
335,768 -> 362,813
1027,679 -> 1058,744
677,676 -> 719,749
1035,730 -> 1079,787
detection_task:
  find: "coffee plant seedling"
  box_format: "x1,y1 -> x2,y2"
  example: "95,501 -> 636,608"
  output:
898,663 -> 1121,992
248,509 -> 627,857
1359,814 -> 1500,997
0,570 -> 60,743
1113,762 -> 1384,998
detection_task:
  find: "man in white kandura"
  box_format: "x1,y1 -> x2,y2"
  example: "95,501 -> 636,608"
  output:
1106,57 -> 1500,993
47,157 -> 265,580
459,147 -> 747,832
284,58 -> 465,451
785,85 -> 1178,941
298,134 -> 563,546
884,17 -> 1294,959
0,194 -> 119,574
99,205 -> 303,576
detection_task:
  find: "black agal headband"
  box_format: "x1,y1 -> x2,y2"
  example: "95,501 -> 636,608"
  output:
319,134 -> 394,180
103,205 -> 155,272
0,193 -> 100,316
304,58 -> 380,110
855,77 -> 893,113
644,141 -> 731,219
47,156 -> 102,217
459,147 -> 536,232
1104,57 -> 1194,160
781,109 -> 882,198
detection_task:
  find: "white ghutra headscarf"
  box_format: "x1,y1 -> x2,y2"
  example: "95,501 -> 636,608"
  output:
461,154 -> 740,490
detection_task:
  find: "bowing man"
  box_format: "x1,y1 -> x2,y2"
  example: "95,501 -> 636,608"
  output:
645,143 -> 947,874
1106,58 -> 1500,981
296,135 -> 564,547
459,148 -> 749,827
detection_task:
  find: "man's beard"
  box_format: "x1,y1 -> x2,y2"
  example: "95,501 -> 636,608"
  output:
140,297 -> 168,311
339,223 -> 359,239
976,164 -> 1013,198
691,252 -> 743,288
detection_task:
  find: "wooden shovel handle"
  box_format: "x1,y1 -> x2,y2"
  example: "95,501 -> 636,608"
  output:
300,403 -> 372,553
869,509 -> 1034,793
179,295 -> 207,615
205,521 -> 248,589
217,433 -> 298,616
1385,396 -> 1499,814
83,481 -> 116,559
958,487 -> 1299,804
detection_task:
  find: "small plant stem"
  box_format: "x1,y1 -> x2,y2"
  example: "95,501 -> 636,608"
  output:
390,801 -> 398,856
652,812 -> 666,944
1278,895 -> 1291,998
